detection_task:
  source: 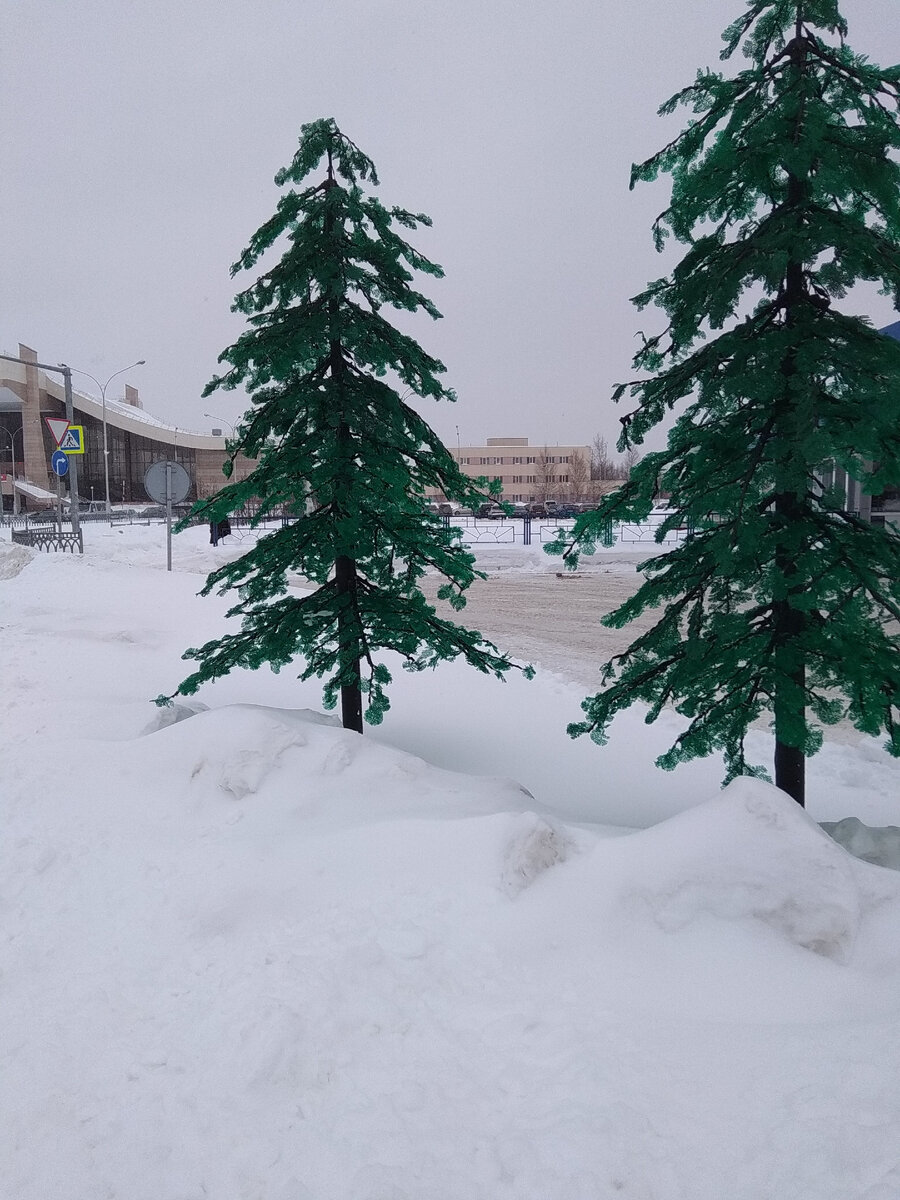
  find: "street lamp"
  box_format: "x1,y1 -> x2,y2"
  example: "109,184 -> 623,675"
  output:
2,425 -> 24,516
204,412 -> 235,435
68,360 -> 145,517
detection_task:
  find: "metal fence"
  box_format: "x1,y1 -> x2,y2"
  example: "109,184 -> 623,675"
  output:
12,527 -> 83,554
445,513 -> 688,548
2,505 -> 691,548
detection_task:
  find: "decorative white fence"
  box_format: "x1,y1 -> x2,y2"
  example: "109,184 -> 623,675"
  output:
451,513 -> 690,547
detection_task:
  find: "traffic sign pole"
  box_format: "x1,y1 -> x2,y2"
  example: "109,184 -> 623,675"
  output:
166,462 -> 173,572
143,460 -> 192,573
61,368 -> 81,536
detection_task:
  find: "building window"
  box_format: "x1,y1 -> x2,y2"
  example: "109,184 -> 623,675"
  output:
526,456 -> 535,464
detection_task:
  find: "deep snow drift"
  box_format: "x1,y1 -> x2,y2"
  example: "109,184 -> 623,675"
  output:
2,525 -> 900,1200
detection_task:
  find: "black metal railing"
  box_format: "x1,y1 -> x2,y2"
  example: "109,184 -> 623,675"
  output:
12,528 -> 83,554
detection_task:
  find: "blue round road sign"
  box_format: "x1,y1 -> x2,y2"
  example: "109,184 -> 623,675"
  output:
51,450 -> 69,477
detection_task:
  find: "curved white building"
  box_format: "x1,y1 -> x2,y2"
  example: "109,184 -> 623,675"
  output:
0,343 -> 250,512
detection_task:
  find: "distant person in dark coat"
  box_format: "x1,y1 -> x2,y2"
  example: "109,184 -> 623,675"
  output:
209,517 -> 231,546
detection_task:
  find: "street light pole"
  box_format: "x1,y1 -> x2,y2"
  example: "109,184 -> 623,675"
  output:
203,412 -> 235,435
2,425 -> 24,516
67,360 -> 145,517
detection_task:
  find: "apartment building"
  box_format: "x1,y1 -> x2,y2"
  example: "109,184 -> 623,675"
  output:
428,436 -> 593,504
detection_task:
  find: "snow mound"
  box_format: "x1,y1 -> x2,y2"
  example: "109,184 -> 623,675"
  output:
140,697 -> 209,733
501,812 -> 572,896
0,540 -> 35,578
126,702 -> 541,824
822,816 -> 900,872
615,779 -> 889,961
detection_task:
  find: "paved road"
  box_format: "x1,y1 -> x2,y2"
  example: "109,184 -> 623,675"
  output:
421,557 -> 652,689
422,554 -> 872,748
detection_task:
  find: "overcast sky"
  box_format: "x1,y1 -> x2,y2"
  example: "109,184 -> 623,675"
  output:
3,0 -> 899,457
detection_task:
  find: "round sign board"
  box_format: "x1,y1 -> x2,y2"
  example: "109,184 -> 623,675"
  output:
143,460 -> 191,505
51,449 -> 69,477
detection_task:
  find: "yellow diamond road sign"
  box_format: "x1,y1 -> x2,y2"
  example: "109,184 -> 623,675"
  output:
59,425 -> 85,454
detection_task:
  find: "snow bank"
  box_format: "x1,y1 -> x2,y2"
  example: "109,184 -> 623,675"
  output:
822,816 -> 900,872
5,700 -> 900,1200
607,778 -> 895,962
3,523 -> 900,1199
0,540 -> 34,578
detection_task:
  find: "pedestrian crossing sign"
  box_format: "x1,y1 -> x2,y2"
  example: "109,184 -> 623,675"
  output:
60,425 -> 84,454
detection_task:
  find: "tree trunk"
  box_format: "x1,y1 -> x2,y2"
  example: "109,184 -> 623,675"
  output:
323,142 -> 363,733
773,25 -> 809,806
774,723 -> 805,805
335,552 -> 363,733
773,490 -> 806,807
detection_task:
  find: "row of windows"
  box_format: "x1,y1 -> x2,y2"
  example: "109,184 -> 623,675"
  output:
459,455 -> 573,466
492,474 -> 572,485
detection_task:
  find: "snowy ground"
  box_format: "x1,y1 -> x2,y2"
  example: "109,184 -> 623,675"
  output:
2,523 -> 900,1200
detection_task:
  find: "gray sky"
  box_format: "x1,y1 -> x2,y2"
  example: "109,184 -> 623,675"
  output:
3,0 -> 899,457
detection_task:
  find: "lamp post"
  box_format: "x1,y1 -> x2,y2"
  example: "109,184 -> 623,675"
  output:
68,360 -> 145,517
2,425 -> 24,516
203,412 -> 235,436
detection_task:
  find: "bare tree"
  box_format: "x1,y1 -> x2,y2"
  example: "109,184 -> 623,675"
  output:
590,433 -> 615,480
567,449 -> 590,500
534,447 -> 557,502
591,433 -> 639,481
620,446 -> 641,478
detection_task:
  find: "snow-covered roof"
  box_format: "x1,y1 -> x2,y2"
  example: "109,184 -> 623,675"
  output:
13,478 -> 57,501
0,356 -> 226,447
67,387 -> 225,449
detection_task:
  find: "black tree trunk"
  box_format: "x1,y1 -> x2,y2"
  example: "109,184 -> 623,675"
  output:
335,551 -> 363,733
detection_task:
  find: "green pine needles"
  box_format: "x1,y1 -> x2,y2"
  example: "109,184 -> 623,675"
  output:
552,0 -> 900,804
160,119 -> 529,731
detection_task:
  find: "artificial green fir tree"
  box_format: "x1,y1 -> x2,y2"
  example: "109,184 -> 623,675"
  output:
552,0 -> 900,805
160,119 -> 527,731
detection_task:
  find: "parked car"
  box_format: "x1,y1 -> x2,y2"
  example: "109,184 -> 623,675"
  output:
526,502 -> 547,518
485,505 -> 508,520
